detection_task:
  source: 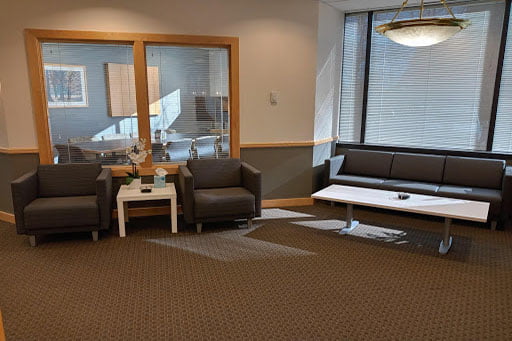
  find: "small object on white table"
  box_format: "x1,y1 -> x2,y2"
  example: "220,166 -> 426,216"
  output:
116,183 -> 177,237
312,184 -> 490,255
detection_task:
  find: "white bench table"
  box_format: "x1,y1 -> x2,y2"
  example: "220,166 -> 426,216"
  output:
312,184 -> 490,254
116,183 -> 177,237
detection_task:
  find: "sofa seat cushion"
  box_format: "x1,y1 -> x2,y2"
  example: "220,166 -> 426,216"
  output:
24,195 -> 99,230
194,187 -> 255,219
437,185 -> 502,216
380,180 -> 440,195
330,175 -> 385,189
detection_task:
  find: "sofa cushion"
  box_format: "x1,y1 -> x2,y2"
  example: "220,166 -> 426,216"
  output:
330,175 -> 385,189
380,180 -> 440,195
443,156 -> 505,190
437,185 -> 502,216
24,195 -> 99,230
390,153 -> 446,183
38,163 -> 101,197
187,158 -> 241,189
342,150 -> 394,178
194,187 -> 255,219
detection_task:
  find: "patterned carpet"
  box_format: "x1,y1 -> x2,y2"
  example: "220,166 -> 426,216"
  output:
1,203 -> 512,340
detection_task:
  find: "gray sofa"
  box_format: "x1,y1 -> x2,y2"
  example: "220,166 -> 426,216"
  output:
178,158 -> 262,233
11,163 -> 112,246
325,149 -> 512,229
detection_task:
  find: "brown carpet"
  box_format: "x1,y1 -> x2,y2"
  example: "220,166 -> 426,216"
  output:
1,203 -> 512,340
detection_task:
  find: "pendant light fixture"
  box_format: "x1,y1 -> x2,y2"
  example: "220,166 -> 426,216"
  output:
375,0 -> 471,47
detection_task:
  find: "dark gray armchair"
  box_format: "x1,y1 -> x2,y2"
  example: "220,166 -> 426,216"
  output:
11,163 -> 112,246
178,158 -> 261,233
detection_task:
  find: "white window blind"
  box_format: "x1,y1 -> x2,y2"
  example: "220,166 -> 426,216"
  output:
42,43 -> 137,165
339,13 -> 367,143
492,10 -> 512,153
365,2 -> 504,150
146,46 -> 230,163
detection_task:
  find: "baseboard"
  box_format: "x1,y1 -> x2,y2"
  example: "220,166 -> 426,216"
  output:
262,197 -> 314,208
112,197 -> 314,218
0,211 -> 15,224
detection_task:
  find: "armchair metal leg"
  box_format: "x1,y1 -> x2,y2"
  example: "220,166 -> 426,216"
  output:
28,235 -> 37,247
247,218 -> 253,229
92,231 -> 99,242
196,223 -> 202,233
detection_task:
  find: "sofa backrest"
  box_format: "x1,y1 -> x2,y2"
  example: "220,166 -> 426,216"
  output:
38,163 -> 101,197
187,158 -> 241,189
443,156 -> 505,190
390,153 -> 446,183
341,149 -> 394,178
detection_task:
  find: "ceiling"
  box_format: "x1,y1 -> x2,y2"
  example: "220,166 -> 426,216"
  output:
321,0 -> 445,12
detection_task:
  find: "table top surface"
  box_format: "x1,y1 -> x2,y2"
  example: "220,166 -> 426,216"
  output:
117,183 -> 176,201
312,184 -> 489,222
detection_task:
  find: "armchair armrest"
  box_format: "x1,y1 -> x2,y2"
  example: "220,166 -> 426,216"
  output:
178,165 -> 195,224
241,162 -> 262,217
96,168 -> 112,230
501,165 -> 512,228
324,154 -> 345,186
11,170 -> 38,234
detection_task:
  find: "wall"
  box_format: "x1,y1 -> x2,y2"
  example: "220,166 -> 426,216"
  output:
0,0 -> 345,215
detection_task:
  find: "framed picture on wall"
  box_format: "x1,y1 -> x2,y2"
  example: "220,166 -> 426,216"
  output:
44,64 -> 88,108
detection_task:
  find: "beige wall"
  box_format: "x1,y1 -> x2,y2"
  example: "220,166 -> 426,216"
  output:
0,0 -> 320,148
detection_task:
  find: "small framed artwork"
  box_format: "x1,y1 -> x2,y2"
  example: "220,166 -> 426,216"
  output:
44,64 -> 88,108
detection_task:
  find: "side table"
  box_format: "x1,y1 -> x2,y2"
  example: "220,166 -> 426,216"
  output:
116,183 -> 177,237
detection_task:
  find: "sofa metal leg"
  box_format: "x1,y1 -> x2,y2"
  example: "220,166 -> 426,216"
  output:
247,218 -> 253,229
491,221 -> 497,231
28,235 -> 37,247
92,231 -> 99,242
196,223 -> 202,233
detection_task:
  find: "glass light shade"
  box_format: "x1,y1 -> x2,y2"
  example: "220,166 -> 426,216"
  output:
376,18 -> 471,47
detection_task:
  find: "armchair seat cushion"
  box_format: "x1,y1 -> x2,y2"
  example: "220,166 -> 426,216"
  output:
194,187 -> 255,219
24,195 -> 99,230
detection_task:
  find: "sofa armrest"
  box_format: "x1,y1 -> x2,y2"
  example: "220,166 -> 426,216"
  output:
324,155 -> 345,186
11,170 -> 38,234
178,165 -> 195,224
501,166 -> 512,228
96,168 -> 112,230
242,162 -> 262,217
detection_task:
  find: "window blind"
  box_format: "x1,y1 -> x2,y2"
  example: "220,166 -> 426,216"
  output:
146,46 -> 230,163
338,13 -> 367,143
365,2 -> 504,150
42,43 -> 137,165
492,10 -> 512,153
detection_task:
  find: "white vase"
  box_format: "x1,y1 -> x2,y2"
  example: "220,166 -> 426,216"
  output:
127,178 -> 142,190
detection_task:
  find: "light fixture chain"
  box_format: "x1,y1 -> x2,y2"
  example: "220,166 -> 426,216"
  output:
391,0 -> 410,22
420,0 -> 425,19
439,0 -> 457,19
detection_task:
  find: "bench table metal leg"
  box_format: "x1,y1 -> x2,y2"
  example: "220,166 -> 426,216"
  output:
339,203 -> 359,235
439,217 -> 453,255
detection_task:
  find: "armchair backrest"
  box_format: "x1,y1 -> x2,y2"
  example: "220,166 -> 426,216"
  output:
38,163 -> 102,197
187,158 -> 241,189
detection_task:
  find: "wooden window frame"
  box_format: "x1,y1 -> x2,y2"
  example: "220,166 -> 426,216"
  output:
25,29 -> 240,176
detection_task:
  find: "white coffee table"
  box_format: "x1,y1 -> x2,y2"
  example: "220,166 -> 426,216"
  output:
116,183 -> 177,237
312,185 -> 490,254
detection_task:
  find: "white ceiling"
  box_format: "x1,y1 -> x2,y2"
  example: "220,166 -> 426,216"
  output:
321,0 -> 444,12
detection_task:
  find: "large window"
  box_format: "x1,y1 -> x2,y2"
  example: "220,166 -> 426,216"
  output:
26,30 -> 239,174
339,1 -> 511,153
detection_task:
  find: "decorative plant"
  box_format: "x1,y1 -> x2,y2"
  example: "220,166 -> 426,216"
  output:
126,138 -> 149,180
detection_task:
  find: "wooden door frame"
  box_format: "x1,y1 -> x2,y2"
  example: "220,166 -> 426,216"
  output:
25,29 -> 240,176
